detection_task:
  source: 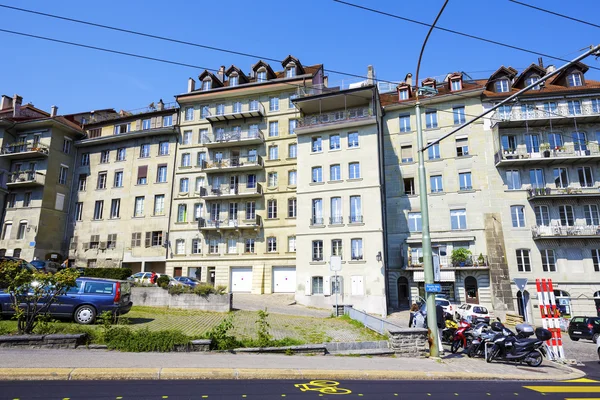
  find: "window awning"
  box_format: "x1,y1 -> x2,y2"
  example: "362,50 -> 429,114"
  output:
412,270 -> 456,282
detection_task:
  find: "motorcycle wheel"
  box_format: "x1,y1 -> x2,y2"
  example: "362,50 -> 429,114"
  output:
451,339 -> 462,354
467,344 -> 478,358
526,351 -> 543,367
486,346 -> 498,363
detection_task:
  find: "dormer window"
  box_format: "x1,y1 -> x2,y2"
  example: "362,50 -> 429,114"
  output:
229,75 -> 239,87
286,67 -> 296,78
451,79 -> 462,91
399,89 -> 409,100
495,79 -> 510,93
525,75 -> 540,90
257,70 -> 267,83
567,72 -> 583,87
202,79 -> 212,91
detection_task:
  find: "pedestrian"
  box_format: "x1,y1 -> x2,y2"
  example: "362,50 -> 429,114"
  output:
150,271 -> 157,285
436,304 -> 445,355
408,303 -> 418,328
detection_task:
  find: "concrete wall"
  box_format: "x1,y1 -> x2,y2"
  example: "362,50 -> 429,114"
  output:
131,287 -> 231,312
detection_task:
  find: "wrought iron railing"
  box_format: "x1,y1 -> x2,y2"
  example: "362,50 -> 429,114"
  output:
200,129 -> 264,145
492,103 -> 600,124
297,107 -> 372,128
532,225 -> 600,238
202,183 -> 262,197
1,142 -> 49,155
349,215 -> 363,223
200,155 -> 263,170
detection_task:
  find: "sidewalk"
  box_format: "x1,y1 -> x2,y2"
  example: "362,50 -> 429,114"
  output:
0,348 -> 584,381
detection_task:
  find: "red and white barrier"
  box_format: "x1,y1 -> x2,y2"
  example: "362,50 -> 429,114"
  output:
535,278 -> 565,360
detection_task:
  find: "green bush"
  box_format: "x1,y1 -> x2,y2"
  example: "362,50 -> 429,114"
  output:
193,283 -> 215,296
81,268 -> 132,280
204,314 -> 241,350
256,309 -> 272,348
215,285 -> 227,295
104,326 -> 191,352
168,285 -> 190,295
156,275 -> 170,289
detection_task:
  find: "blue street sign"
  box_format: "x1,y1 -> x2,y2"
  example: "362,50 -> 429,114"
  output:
425,283 -> 442,293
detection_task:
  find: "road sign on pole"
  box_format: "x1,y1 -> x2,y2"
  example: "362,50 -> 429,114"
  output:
425,283 -> 442,293
513,278 -> 528,323
433,254 -> 440,282
330,256 -> 342,272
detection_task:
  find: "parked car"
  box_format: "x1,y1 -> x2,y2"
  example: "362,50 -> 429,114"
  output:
128,272 -> 182,286
0,277 -> 133,324
175,277 -> 201,287
455,303 -> 491,323
435,297 -> 457,315
0,256 -> 37,274
568,316 -> 600,342
30,260 -> 60,274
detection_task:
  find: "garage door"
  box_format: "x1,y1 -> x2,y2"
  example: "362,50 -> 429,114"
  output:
273,267 -> 296,293
231,267 -> 252,292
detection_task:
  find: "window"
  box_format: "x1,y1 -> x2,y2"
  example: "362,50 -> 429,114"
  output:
288,119 -> 296,135
131,232 -> 142,247
401,145 -> 413,163
511,205 -> 526,228
568,100 -> 582,115
1,223 -> 11,240
134,196 -> 144,217
177,204 -> 187,222
348,162 -> 360,179
559,205 -> 575,226
456,138 -> 469,156
269,145 -> 279,160
425,110 -> 438,129
229,75 -> 239,87
585,204 -> 600,225
157,165 -> 168,183
114,171 -> 123,188
289,94 -> 296,108
114,123 -> 130,135
450,209 -> 467,230
535,205 -> 550,226
408,212 -> 422,232
149,231 -> 164,247
16,222 -> 26,240
245,238 -> 255,254
312,137 -> 322,152
554,168 -> 569,188
330,164 -> 341,181
100,150 -> 110,163
89,129 -> 101,138
288,170 -> 297,186
137,165 -> 148,185
351,239 -> 363,260
312,241 -> 323,261
567,72 -> 583,87
495,79 -> 510,93
192,239 -> 201,254
257,70 -> 267,83
311,276 -> 324,294
193,203 -> 203,221
180,178 -> 189,193
182,131 -> 192,145
116,148 -> 126,161
140,144 -> 150,158
548,133 -> 562,149
184,107 -> 194,121
430,175 -> 443,193
428,143 -> 440,160
330,197 -> 342,224
506,170 -> 521,190
208,239 -> 219,254
97,172 -> 107,189
332,239 -> 343,258
348,132 -> 359,148
245,175 -> 255,190
288,143 -> 297,159
286,66 -> 296,77
288,198 -> 297,218
89,235 -> 100,249
404,178 -> 416,195
268,172 -> 278,187
524,133 -> 540,153
81,153 -> 90,166
525,75 -> 540,90
516,249 -> 531,272
459,172 -> 472,191
453,106 -> 466,124
530,169 -> 545,189
163,115 -> 173,127
63,139 -> 72,154
592,99 -> 600,114
245,201 -> 256,220
75,202 -> 83,221
399,115 -> 411,132
350,196 -> 362,223
181,153 -> 191,167
78,174 -> 87,191
104,233 -> 116,249
93,200 -> 104,220
153,195 -> 165,216
399,89 -> 409,100
6,194 -> 15,208
592,249 -> 600,272
501,135 -> 517,151
312,167 -> 323,183
267,237 -> 277,252
23,192 -> 31,207
267,199 -> 278,219
288,236 -> 296,252
249,100 -> 259,112
58,166 -> 68,185
110,199 -> 120,219
142,119 -> 151,130
269,97 -> 279,112
312,199 -> 323,225
451,79 -> 462,91
200,105 -> 210,119
330,134 -> 341,150
175,239 -> 185,255
578,166 -> 594,187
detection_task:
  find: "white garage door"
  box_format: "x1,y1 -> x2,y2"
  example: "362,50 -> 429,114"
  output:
231,267 -> 252,292
273,267 -> 296,293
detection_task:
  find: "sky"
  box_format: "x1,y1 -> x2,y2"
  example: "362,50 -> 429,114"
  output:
0,0 -> 598,114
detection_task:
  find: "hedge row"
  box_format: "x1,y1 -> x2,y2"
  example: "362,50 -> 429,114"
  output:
81,268 -> 132,281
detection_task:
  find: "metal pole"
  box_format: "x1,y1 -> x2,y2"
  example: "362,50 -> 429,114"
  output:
521,290 -> 528,323
335,270 -> 338,316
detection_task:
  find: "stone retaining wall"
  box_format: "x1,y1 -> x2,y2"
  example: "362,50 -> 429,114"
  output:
388,328 -> 429,358
233,344 -> 326,355
131,288 -> 232,312
0,334 -> 87,349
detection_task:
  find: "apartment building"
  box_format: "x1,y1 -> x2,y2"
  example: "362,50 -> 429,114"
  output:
484,61 -> 600,322
293,83 -> 388,315
168,56 -> 324,292
67,101 -> 178,273
0,94 -> 84,262
381,73 -> 499,313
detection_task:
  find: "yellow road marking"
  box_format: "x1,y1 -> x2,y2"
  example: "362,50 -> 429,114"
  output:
563,378 -> 599,383
294,380 -> 352,395
565,398 -> 600,400
524,386 -> 600,393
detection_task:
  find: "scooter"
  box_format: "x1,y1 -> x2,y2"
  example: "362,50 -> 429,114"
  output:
465,322 -> 493,358
442,313 -> 458,344
486,324 -> 552,367
450,319 -> 473,353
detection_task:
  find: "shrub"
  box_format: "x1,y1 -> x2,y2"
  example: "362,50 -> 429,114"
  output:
215,285 -> 228,295
256,309 -> 272,348
194,283 -> 215,296
157,275 -> 170,289
205,314 -> 240,350
168,285 -> 190,295
104,326 -> 191,352
81,268 -> 132,281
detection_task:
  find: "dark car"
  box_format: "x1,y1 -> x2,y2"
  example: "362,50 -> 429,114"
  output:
568,316 -> 600,342
0,256 -> 37,273
30,260 -> 60,274
0,277 -> 133,324
175,277 -> 200,287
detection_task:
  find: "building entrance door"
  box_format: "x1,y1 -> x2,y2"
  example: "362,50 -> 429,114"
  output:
397,277 -> 410,308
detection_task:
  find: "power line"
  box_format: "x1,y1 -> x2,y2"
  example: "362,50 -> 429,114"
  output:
508,0 -> 600,30
332,0 -> 600,72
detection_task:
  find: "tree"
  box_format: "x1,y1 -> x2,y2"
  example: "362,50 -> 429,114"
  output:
0,260 -> 79,334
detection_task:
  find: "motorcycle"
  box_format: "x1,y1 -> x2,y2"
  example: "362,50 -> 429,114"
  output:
465,322 -> 493,358
450,318 -> 473,353
442,313 -> 458,344
486,324 -> 552,367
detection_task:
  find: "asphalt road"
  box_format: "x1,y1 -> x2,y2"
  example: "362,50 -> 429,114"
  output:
2,379 -> 600,400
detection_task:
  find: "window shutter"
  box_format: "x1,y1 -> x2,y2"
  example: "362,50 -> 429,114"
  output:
323,276 -> 331,296
138,165 -> 148,179
150,117 -> 157,129
338,276 -> 344,295
135,120 -> 140,131
162,231 -> 167,247
305,278 -> 311,295
145,232 -> 151,247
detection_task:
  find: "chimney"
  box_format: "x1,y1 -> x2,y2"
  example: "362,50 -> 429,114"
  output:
367,65 -> 375,85
157,99 -> 164,111
405,73 -> 413,86
0,95 -> 12,110
187,78 -> 196,93
538,57 -> 544,68
217,65 -> 226,83
50,105 -> 58,117
12,94 -> 22,117
546,65 -> 556,73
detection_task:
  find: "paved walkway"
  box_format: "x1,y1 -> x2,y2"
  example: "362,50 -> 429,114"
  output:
232,294 -> 331,317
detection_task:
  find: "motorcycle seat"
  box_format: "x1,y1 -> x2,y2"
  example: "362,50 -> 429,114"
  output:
513,338 -> 540,348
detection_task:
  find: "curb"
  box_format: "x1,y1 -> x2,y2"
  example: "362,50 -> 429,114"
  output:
0,367 -> 585,381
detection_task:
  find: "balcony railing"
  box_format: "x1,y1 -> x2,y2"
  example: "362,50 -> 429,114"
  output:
495,143 -> 600,165
492,103 -> 600,126
527,187 -> 600,199
297,107 -> 372,129
408,255 -> 489,268
200,129 -> 264,147
532,225 -> 600,239
0,142 -> 49,156
311,217 -> 325,226
349,215 -> 363,223
7,171 -> 45,186
204,102 -> 265,122
200,155 -> 263,171
202,183 -> 262,198
329,216 -> 343,225
199,215 -> 262,230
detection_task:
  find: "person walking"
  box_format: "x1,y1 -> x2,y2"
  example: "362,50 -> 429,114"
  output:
150,271 -> 157,285
408,303 -> 419,327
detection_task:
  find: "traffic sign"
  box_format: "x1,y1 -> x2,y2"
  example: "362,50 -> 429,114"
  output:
425,283 -> 442,293
433,254 -> 440,282
514,278 -> 528,292
330,256 -> 342,272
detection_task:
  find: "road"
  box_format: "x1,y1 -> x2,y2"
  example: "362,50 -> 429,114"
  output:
3,379 -> 600,400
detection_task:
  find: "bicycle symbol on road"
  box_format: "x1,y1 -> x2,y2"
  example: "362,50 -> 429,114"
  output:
294,380 -> 352,395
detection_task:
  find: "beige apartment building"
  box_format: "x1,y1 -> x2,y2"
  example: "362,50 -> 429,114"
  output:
167,56 -> 324,292
67,101 -> 179,273
293,84 -> 388,315
483,61 -> 600,322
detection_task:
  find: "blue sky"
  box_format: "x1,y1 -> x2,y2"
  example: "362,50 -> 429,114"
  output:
0,0 -> 598,114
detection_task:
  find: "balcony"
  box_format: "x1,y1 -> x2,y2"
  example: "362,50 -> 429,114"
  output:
527,187 -> 600,200
200,155 -> 263,173
199,215 -> 261,231
492,103 -> 600,128
0,142 -> 49,159
495,143 -> 600,167
296,107 -> 373,133
201,183 -> 263,200
532,225 -> 600,240
406,255 -> 490,270
7,171 -> 45,187
200,129 -> 264,148
310,217 -> 325,226
205,103 -> 265,123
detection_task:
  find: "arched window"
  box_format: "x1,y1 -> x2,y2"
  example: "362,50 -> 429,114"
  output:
554,289 -> 571,316
464,276 -> 479,304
